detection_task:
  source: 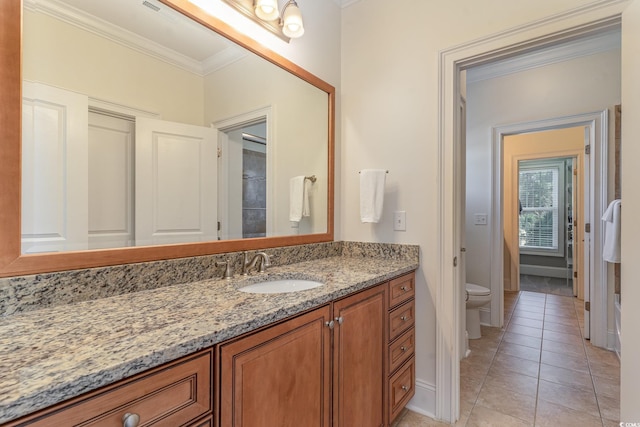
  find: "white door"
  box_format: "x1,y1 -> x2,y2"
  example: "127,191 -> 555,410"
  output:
21,81 -> 88,253
88,111 -> 135,249
135,117 -> 218,246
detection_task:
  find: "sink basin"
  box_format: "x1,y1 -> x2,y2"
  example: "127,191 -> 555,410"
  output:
237,279 -> 324,294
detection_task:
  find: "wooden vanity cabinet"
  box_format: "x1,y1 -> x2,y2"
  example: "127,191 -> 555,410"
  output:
6,349 -> 213,427
387,273 -> 416,424
332,284 -> 387,427
218,272 -> 416,427
218,305 -> 332,427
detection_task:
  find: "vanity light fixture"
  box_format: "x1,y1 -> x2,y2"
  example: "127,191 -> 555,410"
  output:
222,0 -> 305,41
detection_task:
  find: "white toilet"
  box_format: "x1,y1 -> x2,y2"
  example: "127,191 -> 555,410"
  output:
465,283 -> 491,340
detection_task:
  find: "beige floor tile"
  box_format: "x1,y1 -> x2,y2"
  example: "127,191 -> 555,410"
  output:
589,359 -> 621,379
586,344 -> 620,366
603,418 -> 621,427
541,350 -> 589,373
513,309 -> 545,321
597,394 -> 620,422
538,379 -> 600,418
476,382 -> 536,423
497,341 -> 541,362
507,323 -> 543,338
461,375 -> 483,405
538,363 -> 595,392
541,338 -> 586,357
510,316 -> 544,329
393,410 -> 451,427
484,365 -> 539,397
543,309 -> 576,321
535,399 -> 603,427
542,330 -> 584,346
493,352 -> 540,378
502,331 -> 542,349
592,373 -> 620,400
542,320 -> 582,336
544,313 -> 579,327
466,404 -> 532,427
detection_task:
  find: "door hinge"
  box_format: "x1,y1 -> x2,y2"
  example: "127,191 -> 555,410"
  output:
574,271 -> 578,279
217,147 -> 222,158
453,256 -> 458,267
585,144 -> 591,155
585,223 -> 591,233
573,168 -> 577,176
217,221 -> 221,231
585,301 -> 590,312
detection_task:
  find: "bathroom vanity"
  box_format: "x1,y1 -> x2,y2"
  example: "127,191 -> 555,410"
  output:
0,246 -> 417,427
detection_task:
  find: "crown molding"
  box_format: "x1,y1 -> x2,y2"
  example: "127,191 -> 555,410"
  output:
333,0 -> 362,8
24,0 -> 230,76
466,27 -> 620,84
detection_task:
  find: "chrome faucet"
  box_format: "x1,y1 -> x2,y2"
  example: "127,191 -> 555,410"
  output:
242,251 -> 272,275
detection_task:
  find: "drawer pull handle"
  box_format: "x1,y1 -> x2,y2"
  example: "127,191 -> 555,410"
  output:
122,413 -> 140,427
335,316 -> 344,325
400,286 -> 407,291
401,385 -> 409,392
400,315 -> 408,321
400,346 -> 407,352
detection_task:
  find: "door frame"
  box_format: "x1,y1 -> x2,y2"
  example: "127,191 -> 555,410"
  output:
214,106 -> 274,240
436,2 -> 626,422
490,112 -> 608,342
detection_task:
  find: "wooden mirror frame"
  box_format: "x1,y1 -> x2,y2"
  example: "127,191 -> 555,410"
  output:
0,0 -> 334,278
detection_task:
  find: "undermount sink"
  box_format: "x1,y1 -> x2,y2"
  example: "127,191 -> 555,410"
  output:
237,279 -> 324,294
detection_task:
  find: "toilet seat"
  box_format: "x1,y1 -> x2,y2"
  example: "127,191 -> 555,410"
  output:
466,283 -> 490,296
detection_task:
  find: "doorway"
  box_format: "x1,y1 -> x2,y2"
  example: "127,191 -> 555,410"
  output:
437,12 -> 622,422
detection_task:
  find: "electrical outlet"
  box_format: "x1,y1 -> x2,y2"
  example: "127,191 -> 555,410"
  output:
394,211 -> 406,231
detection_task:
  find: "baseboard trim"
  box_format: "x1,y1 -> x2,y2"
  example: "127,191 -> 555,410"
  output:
520,264 -> 569,278
406,379 -> 436,419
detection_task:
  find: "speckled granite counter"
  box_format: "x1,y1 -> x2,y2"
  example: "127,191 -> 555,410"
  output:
0,248 -> 418,424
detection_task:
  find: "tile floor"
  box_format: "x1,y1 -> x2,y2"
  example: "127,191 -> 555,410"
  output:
519,274 -> 574,297
392,290 -> 620,426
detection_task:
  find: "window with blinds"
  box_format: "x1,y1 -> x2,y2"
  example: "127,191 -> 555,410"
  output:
518,159 -> 565,256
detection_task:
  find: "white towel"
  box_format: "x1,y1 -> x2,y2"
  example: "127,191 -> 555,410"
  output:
360,169 -> 386,223
601,199 -> 621,263
289,176 -> 310,222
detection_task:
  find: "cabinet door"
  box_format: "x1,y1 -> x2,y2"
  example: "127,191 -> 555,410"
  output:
220,305 -> 331,427
333,284 -> 387,427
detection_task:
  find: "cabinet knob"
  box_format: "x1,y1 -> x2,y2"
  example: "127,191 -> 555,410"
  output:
401,385 -> 409,392
325,320 -> 334,329
122,413 -> 140,427
400,315 -> 408,321
400,346 -> 407,352
400,286 -> 407,291
335,316 -> 343,325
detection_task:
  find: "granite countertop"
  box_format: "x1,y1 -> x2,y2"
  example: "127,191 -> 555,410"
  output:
0,255 -> 418,424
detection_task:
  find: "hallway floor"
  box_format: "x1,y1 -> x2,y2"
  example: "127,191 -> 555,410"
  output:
392,291 -> 620,426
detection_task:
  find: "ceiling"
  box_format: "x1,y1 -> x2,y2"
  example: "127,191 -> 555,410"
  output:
26,0 -> 246,75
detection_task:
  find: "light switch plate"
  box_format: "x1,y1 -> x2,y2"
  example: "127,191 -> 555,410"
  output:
394,211 -> 406,231
474,213 -> 488,225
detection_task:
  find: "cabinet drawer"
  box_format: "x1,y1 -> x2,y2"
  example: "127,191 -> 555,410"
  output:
21,350 -> 212,427
389,327 -> 415,374
389,274 -> 415,308
388,357 -> 415,423
389,300 -> 415,342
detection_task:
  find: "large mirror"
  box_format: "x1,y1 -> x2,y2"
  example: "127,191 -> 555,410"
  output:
0,0 -> 334,277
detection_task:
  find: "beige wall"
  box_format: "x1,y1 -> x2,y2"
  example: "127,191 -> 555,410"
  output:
503,128 -> 585,297
23,10 -> 205,125
341,0 -> 630,418
203,53 -> 329,236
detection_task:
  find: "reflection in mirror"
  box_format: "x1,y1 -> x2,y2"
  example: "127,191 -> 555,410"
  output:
21,0 -> 329,254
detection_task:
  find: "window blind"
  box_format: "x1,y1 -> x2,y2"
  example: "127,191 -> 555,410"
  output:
518,167 -> 559,250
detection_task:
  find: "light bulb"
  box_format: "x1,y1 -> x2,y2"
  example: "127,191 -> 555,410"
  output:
282,1 -> 304,38
254,0 -> 279,21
